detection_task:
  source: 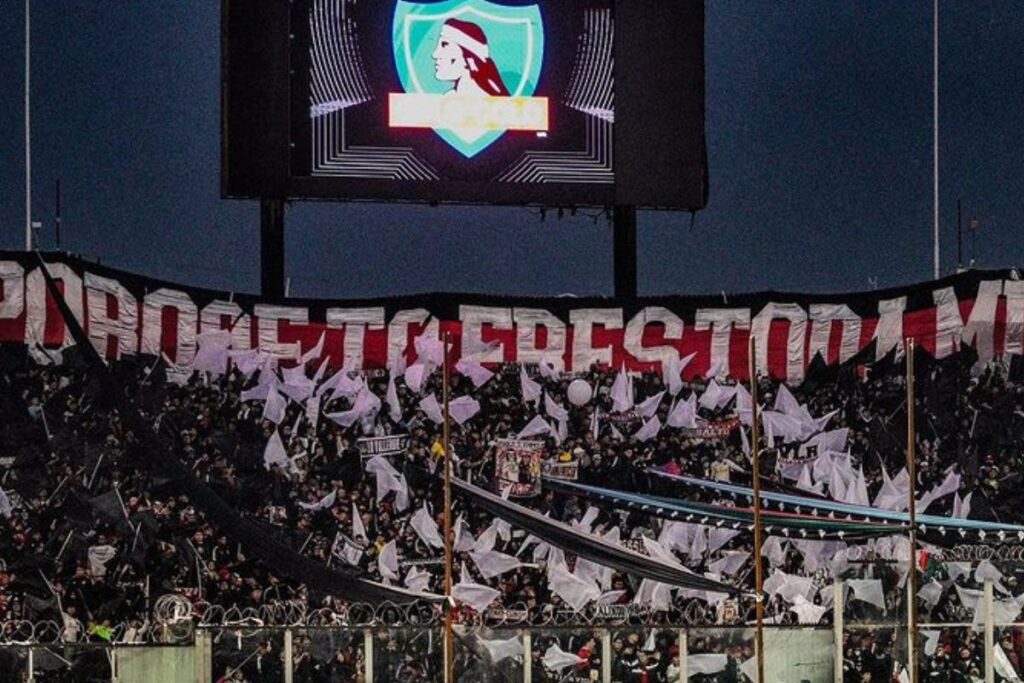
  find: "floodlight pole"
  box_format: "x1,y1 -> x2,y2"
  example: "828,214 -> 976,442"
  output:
25,0 -> 32,252
748,335 -> 765,683
906,337 -> 919,683
442,330 -> 454,683
932,0 -> 940,279
260,198 -> 286,298
613,205 -> 638,299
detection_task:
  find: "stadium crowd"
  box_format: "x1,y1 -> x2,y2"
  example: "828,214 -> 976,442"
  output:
2,338 -> 1024,682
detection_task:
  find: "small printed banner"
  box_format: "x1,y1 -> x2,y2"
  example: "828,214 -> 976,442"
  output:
590,603 -> 650,620
680,417 -> 741,442
399,557 -> 444,568
485,607 -> 530,622
495,439 -> 544,498
357,434 -> 410,459
543,461 -> 579,481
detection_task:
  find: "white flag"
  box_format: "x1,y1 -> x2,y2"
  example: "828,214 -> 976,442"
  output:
917,468 -> 961,514
449,396 -> 481,425
298,489 -> 337,512
541,644 -> 587,672
666,393 -> 698,429
847,579 -> 885,610
325,386 -> 381,428
378,540 -> 400,581
548,563 -> 601,611
633,415 -> 662,442
410,504 -> 444,549
87,545 -> 117,577
192,332 -> 231,376
537,358 -> 560,380
365,455 -> 410,510
453,565 -> 500,614
384,373 -> 402,421
520,366 -> 541,404
0,487 -> 12,518
636,390 -> 665,419
403,565 -> 432,593
453,515 -> 476,552
952,491 -> 972,519
418,393 -> 444,424
404,363 -> 429,394
517,415 -> 551,439
708,551 -> 750,576
414,335 -> 445,366
316,367 -> 363,399
663,352 -> 696,396
470,549 -> 524,579
263,430 -> 289,470
352,503 -> 367,542
698,379 -> 737,411
610,365 -> 634,413
262,384 -> 287,424
454,359 -> 494,388
543,392 -> 569,422
477,636 -> 523,664
230,348 -> 265,378
688,654 -> 728,676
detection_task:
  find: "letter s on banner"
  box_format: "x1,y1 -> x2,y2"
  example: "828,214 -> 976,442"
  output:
623,306 -> 683,368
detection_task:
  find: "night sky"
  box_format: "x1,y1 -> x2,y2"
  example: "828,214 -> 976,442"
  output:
0,1 -> 1021,299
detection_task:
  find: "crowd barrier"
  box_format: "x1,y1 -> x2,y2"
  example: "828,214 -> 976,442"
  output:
1,580 -> 1020,682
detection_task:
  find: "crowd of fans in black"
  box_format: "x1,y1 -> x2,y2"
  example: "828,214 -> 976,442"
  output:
3,339 -> 1024,682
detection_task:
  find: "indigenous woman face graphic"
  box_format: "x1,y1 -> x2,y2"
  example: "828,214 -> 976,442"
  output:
432,18 -> 510,97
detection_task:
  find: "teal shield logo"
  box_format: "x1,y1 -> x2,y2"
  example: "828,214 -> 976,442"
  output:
392,0 -> 545,158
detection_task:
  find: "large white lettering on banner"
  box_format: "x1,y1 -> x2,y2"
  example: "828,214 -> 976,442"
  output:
1,253 -> 1021,382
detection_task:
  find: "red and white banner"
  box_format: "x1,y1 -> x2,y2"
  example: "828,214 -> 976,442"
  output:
1,252 -> 1021,383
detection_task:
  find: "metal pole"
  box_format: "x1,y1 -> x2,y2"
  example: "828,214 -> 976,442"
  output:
442,330 -> 454,683
25,0 -> 32,252
906,337 -> 919,683
522,631 -> 532,683
834,581 -> 845,683
984,581 -> 994,683
284,629 -> 294,683
679,630 -> 688,683
613,206 -> 638,299
932,0 -> 940,279
748,335 -> 765,683
364,630 -> 374,683
260,199 -> 286,298
601,630 -> 612,683
956,199 -> 962,269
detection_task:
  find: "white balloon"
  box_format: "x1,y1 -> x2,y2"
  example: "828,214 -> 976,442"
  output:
567,379 -> 593,406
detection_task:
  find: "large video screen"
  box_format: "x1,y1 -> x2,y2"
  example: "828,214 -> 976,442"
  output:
223,0 -> 707,209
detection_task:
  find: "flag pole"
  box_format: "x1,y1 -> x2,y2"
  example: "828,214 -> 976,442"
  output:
906,337 -> 919,682
442,330 -> 454,683
748,335 -> 765,683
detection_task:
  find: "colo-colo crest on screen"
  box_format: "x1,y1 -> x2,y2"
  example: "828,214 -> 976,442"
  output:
390,0 -> 547,158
